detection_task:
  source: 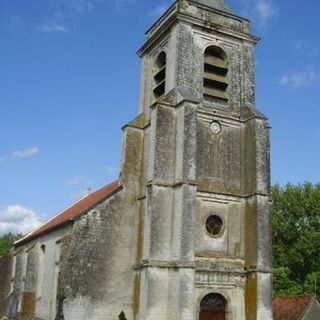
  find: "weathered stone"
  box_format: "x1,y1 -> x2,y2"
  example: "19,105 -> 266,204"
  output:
5,0 -> 273,319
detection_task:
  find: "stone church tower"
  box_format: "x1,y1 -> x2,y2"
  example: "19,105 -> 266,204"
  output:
133,0 -> 273,319
4,1 -> 273,319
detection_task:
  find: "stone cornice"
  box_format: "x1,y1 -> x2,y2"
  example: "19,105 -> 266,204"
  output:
138,10 -> 259,57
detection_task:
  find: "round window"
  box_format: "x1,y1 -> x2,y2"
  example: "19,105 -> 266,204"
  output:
205,215 -> 224,236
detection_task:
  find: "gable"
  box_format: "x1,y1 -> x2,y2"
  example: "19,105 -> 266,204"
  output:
302,298 -> 320,320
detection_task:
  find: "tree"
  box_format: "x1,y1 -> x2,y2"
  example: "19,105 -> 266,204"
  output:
272,183 -> 320,296
0,233 -> 21,257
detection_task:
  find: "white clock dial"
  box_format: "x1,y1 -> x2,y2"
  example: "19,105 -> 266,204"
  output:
210,121 -> 221,134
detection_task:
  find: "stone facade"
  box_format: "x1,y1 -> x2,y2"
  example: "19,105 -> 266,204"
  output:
8,227 -> 72,320
3,1 -> 273,319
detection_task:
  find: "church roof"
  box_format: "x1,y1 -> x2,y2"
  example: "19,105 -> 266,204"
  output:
192,0 -> 233,14
273,295 -> 317,320
15,180 -> 121,246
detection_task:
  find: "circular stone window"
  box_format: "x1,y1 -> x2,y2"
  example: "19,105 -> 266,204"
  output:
205,215 -> 224,237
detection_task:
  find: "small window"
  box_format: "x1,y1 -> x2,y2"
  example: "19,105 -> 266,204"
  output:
205,215 -> 224,236
153,51 -> 166,99
203,46 -> 228,102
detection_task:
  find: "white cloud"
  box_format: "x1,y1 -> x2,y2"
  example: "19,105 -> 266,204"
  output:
38,24 -> 70,33
111,0 -> 135,10
241,0 -> 276,27
0,157 -> 6,164
12,146 -> 39,159
278,66 -> 319,88
0,205 -> 43,236
67,175 -> 91,185
38,0 -> 135,35
148,3 -> 169,17
54,0 -> 95,12
256,0 -> 274,21
294,41 -> 306,51
294,41 -> 320,59
61,0 -> 136,12
54,0 -> 133,12
8,15 -> 23,30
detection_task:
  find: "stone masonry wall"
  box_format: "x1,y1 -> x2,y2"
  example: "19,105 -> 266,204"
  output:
61,125 -> 144,320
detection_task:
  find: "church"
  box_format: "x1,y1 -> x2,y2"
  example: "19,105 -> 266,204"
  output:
1,0 -> 273,319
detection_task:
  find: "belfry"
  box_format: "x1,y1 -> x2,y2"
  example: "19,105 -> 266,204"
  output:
3,1 -> 273,319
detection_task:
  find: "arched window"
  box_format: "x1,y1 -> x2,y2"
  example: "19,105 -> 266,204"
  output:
153,51 -> 166,99
40,244 -> 46,253
203,46 -> 228,102
199,293 -> 227,320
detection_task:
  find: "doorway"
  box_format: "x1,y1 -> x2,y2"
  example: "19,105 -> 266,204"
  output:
199,293 -> 226,320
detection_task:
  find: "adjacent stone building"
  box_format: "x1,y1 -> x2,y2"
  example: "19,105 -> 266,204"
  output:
2,0 -> 273,319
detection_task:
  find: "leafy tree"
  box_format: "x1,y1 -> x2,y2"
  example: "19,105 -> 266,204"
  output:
272,183 -> 320,296
0,233 -> 21,257
273,267 -> 302,296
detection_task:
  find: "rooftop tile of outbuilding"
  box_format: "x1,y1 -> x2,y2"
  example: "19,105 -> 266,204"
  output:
273,294 -> 315,320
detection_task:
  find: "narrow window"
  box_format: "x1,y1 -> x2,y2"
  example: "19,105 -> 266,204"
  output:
203,46 -> 228,102
153,51 -> 166,99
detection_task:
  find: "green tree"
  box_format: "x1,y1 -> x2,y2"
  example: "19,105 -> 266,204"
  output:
272,183 -> 320,296
0,233 -> 21,257
273,267 -> 302,295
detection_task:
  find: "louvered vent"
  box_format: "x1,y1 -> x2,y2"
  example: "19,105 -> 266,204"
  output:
203,46 -> 228,102
153,51 -> 166,99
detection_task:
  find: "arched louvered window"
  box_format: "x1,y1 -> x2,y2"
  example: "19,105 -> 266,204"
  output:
153,51 -> 166,99
203,46 -> 228,102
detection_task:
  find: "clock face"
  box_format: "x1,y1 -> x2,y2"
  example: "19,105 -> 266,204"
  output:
210,121 -> 221,134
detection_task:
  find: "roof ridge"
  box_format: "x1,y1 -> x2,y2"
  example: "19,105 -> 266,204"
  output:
15,192 -> 93,245
14,180 -> 121,246
274,294 -> 315,299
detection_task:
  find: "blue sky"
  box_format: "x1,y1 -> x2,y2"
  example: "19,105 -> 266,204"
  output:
0,0 -> 319,235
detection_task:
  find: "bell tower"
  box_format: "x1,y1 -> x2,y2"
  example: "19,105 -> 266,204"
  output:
125,0 -> 273,319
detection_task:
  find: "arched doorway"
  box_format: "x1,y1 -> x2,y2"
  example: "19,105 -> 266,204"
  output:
199,293 -> 227,320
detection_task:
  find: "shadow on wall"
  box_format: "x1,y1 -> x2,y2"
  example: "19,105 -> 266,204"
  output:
119,311 -> 127,320
0,255 -> 13,318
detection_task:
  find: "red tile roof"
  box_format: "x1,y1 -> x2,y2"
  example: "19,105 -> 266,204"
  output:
15,180 -> 121,246
273,295 -> 314,320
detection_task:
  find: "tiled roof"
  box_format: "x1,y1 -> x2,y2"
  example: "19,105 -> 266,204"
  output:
15,180 -> 121,246
273,295 -> 314,320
